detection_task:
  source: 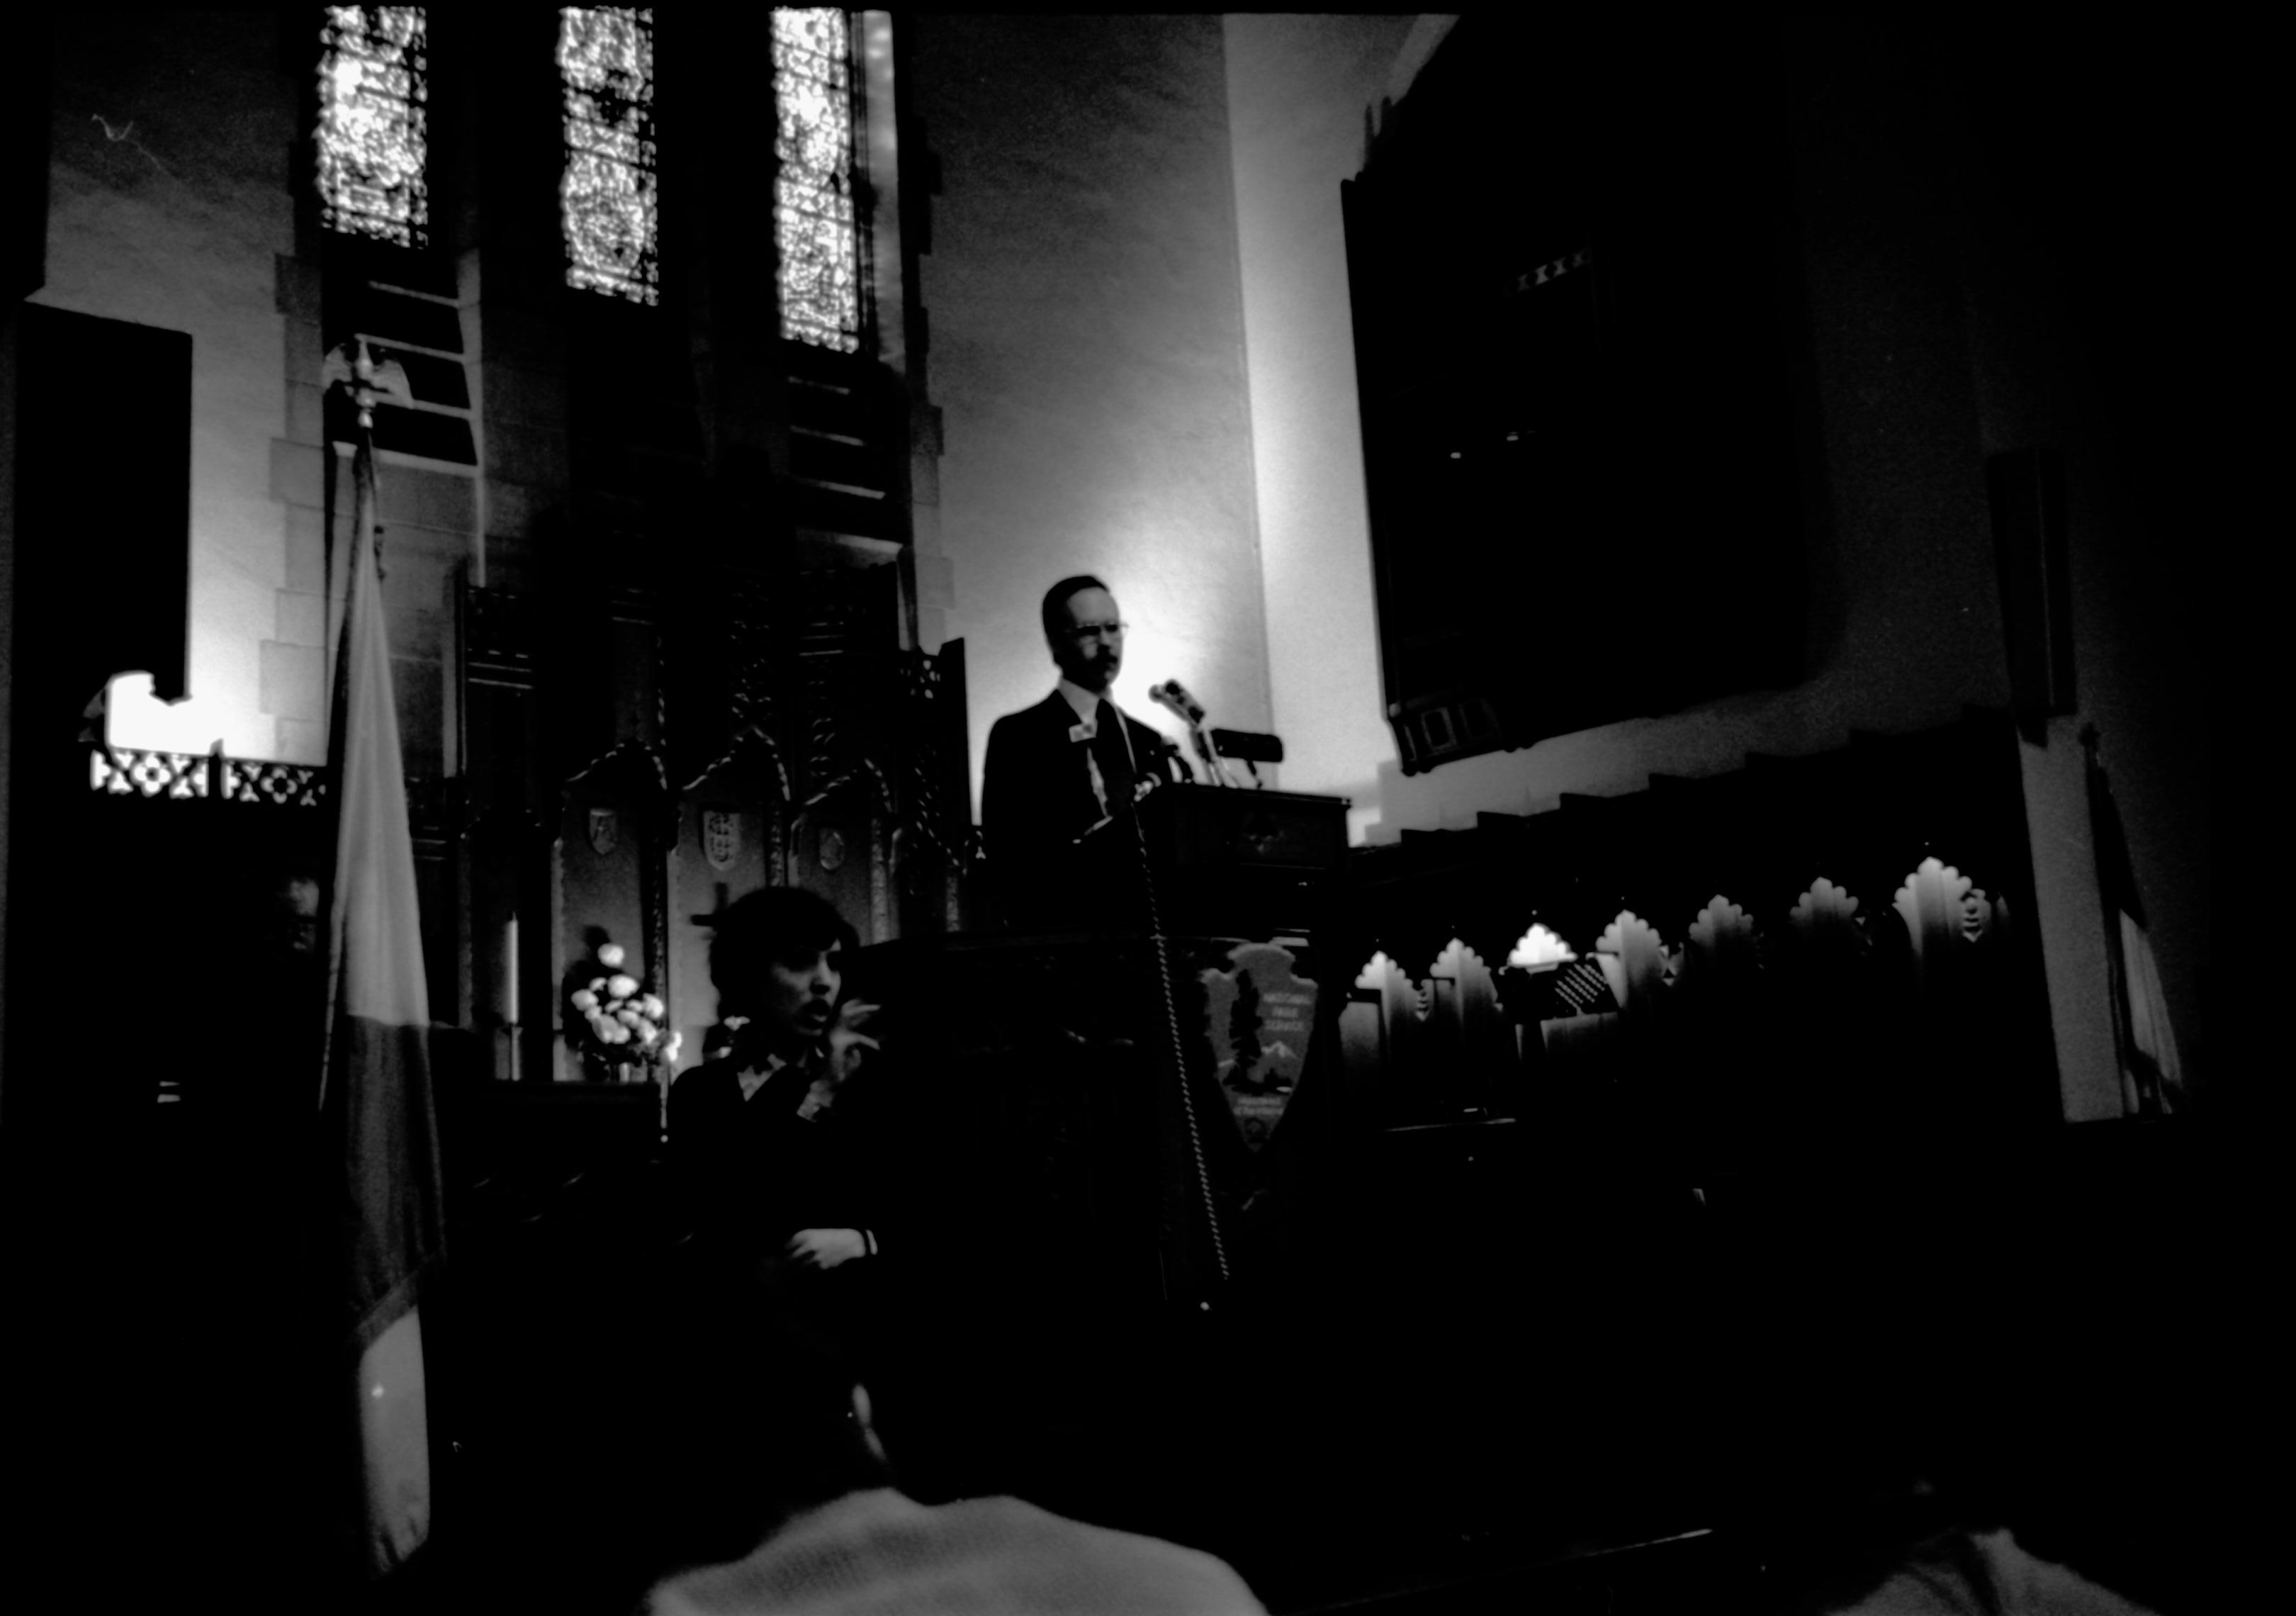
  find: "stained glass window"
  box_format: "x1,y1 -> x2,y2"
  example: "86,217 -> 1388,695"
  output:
772,9 -> 863,352
559,7 -> 660,305
317,7 -> 429,249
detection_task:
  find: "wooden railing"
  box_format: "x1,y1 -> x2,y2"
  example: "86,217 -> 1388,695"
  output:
1335,707 -> 2061,1143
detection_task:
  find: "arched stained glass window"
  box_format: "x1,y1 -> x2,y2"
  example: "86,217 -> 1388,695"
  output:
772,9 -> 864,352
559,6 -> 660,305
317,6 -> 429,249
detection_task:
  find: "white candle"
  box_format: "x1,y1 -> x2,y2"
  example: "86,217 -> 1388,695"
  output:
500,916 -> 519,1026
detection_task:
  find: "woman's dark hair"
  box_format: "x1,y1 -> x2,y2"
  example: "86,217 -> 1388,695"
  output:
707,886 -> 858,1016
1040,573 -> 1110,642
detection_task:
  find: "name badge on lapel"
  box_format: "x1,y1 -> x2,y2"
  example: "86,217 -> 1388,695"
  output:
1069,719 -> 1096,743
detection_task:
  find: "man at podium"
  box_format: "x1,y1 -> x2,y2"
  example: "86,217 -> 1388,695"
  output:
981,574 -> 1178,929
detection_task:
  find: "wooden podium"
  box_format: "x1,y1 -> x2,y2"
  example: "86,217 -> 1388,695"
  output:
840,778 -> 1350,1324
1135,782 -> 1349,938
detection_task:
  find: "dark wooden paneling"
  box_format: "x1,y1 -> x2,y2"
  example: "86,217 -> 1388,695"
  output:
1346,17 -> 1811,772
16,304 -> 193,704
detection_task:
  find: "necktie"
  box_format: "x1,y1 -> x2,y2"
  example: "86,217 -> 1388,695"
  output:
1091,698 -> 1135,822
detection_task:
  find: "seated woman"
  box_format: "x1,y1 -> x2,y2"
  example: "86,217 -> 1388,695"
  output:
670,886 -> 888,1300
651,888 -> 905,1569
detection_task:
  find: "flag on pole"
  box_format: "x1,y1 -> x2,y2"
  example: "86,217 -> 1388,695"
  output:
320,340 -> 442,1574
2082,726 -> 2185,1118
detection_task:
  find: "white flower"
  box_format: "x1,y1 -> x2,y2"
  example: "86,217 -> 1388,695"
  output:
597,943 -> 626,969
616,1006 -> 641,1026
663,1032 -> 684,1064
607,974 -> 638,999
605,1022 -> 630,1044
590,1012 -> 617,1040
634,1018 -> 658,1041
587,977 -> 607,994
641,994 -> 665,1019
570,989 -> 599,1012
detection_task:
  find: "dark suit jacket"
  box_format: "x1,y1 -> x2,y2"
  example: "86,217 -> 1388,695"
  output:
982,691 -> 1171,927
669,1051 -> 889,1275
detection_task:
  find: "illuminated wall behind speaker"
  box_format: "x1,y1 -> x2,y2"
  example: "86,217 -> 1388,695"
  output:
908,15 -> 1272,817
1222,14 -> 1426,844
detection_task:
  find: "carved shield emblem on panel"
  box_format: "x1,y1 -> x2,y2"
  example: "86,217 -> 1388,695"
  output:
587,807 -> 619,858
703,807 -> 740,871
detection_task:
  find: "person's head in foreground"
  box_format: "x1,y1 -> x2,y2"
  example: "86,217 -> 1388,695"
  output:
647,1323 -> 1267,1615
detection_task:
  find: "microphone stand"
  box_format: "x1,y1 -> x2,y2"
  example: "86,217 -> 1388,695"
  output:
1105,724 -> 1234,1299
1193,725 -> 1245,790
1152,681 -> 1244,788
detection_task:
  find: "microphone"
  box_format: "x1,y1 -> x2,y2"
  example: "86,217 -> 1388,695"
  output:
1149,680 -> 1246,787
1148,680 -> 1205,725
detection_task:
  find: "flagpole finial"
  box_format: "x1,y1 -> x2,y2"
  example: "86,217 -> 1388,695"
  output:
323,337 -> 412,432
353,340 -> 377,431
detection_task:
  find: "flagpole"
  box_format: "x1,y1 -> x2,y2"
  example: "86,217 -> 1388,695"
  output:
2079,726 -> 2132,1114
320,344 -> 384,1113
316,339 -> 443,1576
2081,722 -> 2184,1118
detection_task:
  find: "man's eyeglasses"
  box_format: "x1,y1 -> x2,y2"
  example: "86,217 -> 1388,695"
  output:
1067,621 -> 1127,642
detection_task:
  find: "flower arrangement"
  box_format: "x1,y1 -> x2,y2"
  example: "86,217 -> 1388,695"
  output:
567,941 -> 682,1079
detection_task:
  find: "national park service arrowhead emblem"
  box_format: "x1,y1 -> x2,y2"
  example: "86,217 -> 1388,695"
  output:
1199,942 -> 1319,1152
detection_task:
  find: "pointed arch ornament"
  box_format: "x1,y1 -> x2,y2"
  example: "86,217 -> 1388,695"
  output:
1682,894 -> 1761,984
1786,876 -> 1869,955
1594,910 -> 1670,1015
